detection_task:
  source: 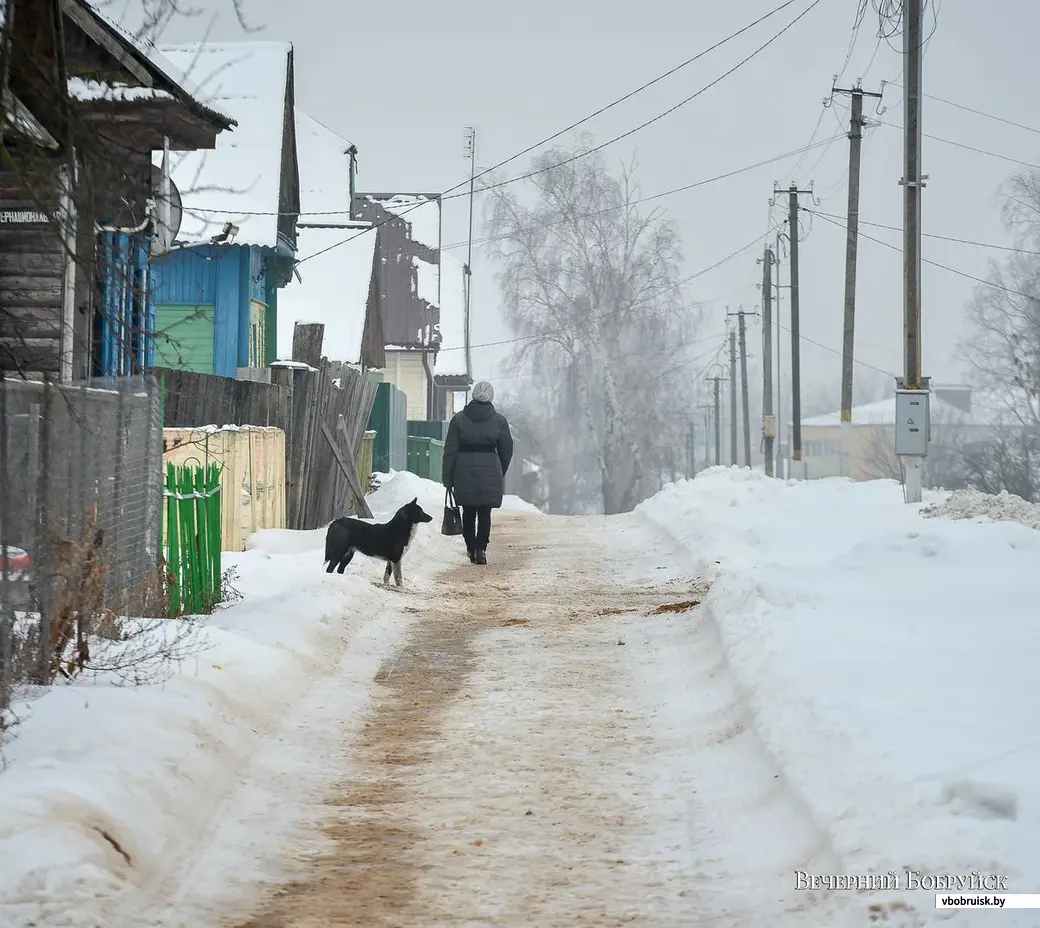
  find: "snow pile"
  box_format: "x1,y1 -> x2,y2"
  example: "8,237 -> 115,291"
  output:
0,472 -> 444,928
638,469 -> 1040,922
921,487 -> 1040,531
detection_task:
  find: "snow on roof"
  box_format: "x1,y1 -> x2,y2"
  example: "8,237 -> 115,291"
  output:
362,194 -> 440,250
81,2 -> 234,125
278,228 -> 376,365
67,77 -> 172,102
435,252 -> 467,377
413,255 -> 439,307
801,393 -> 1002,428
155,42 -> 292,247
295,111 -> 354,218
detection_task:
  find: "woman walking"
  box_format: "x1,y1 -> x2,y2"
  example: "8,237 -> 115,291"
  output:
442,381 -> 514,565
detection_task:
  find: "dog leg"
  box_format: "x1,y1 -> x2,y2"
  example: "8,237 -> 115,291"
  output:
383,561 -> 393,586
325,557 -> 337,574
336,548 -> 355,574
392,560 -> 402,587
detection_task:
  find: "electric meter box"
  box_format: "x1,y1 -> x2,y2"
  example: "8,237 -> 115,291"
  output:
894,389 -> 930,456
762,414 -> 776,439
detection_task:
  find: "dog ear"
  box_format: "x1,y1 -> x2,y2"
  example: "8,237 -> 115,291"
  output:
412,497 -> 418,504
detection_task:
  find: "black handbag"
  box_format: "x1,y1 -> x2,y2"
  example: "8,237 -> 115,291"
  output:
441,490 -> 463,536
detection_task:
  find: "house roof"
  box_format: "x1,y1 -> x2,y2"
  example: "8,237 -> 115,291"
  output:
801,391 -> 1005,428
154,41 -> 293,247
65,1 -> 235,130
278,228 -> 376,365
435,252 -> 468,378
295,111 -> 353,217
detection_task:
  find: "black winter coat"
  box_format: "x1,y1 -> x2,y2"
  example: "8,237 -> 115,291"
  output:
443,400 -> 514,508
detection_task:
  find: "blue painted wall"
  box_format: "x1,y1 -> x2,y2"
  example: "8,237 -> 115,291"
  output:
152,244 -> 273,377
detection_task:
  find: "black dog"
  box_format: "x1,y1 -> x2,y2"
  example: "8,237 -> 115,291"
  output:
324,497 -> 433,586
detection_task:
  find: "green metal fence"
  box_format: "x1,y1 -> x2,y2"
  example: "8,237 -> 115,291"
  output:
368,381 -> 408,472
407,419 -> 450,442
164,461 -> 222,616
406,436 -> 445,483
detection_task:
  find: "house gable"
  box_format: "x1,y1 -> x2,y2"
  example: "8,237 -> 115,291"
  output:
275,45 -> 300,263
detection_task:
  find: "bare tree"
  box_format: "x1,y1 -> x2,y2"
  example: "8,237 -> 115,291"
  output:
484,137 -> 701,514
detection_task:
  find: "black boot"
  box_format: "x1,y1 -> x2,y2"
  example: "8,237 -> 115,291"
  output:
467,546 -> 476,563
474,549 -> 487,565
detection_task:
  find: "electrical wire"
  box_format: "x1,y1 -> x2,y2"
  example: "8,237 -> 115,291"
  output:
436,133 -> 842,252
809,209 -> 1038,300
294,0 -> 828,267
806,208 -> 1040,256
886,84 -> 1040,137
836,0 -> 871,83
831,98 -> 1040,172
436,223 -> 783,354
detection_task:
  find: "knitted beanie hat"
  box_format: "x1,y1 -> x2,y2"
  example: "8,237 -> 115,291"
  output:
471,381 -> 495,403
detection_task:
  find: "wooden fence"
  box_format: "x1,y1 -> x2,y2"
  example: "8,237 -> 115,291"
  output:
155,323 -> 378,531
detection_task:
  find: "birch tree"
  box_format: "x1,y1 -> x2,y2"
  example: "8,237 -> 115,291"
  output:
485,138 -> 701,514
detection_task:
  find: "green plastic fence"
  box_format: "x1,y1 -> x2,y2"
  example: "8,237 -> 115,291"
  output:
164,461 -> 222,616
406,436 -> 444,483
368,381 -> 407,472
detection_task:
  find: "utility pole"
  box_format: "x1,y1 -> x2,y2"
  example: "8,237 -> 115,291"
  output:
707,375 -> 724,466
775,230 -> 784,479
697,403 -> 713,470
463,126 -> 477,385
727,307 -> 756,468
346,145 -> 359,220
761,246 -> 775,476
728,328 -> 738,466
895,0 -> 930,503
774,184 -> 813,473
832,82 -> 882,478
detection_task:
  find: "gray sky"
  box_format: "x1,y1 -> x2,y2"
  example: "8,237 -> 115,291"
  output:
156,0 -> 1039,413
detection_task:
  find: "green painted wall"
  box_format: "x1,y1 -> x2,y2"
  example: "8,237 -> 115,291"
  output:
154,304 -> 216,373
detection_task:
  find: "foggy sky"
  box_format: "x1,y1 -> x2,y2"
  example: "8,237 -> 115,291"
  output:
152,0 -> 1038,415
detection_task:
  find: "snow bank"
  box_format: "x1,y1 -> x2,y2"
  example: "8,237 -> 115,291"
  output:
0,478 -> 441,928
922,487 -> 1040,531
372,470 -> 542,517
638,468 -> 1040,921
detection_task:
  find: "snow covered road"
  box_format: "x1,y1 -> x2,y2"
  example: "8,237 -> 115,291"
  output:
149,509 -> 842,928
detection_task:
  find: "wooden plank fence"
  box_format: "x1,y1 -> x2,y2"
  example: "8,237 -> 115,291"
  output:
155,322 -> 378,531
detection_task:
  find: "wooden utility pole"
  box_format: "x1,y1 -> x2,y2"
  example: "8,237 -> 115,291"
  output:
761,246 -> 775,476
774,184 -> 813,470
896,0 -> 930,503
707,375 -> 724,466
833,83 -> 882,477
728,328 -> 738,466
774,231 -> 784,479
728,307 -> 755,467
697,403 -> 713,470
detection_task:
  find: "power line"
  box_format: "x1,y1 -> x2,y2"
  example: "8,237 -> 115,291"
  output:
887,83 -> 1040,136
810,209 -> 1037,300
438,133 -> 841,251
295,0 -> 827,267
832,98 -> 1040,171
806,207 -> 1040,255
436,223 -> 782,354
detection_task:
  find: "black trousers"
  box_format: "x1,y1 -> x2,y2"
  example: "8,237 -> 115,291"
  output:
462,506 -> 492,550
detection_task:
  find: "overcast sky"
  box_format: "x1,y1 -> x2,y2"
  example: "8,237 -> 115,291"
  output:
151,0 -> 1039,414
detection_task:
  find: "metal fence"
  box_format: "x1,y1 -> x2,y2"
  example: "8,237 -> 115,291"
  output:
0,375 -> 164,714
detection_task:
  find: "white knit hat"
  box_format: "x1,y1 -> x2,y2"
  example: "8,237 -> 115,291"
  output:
471,381 -> 495,403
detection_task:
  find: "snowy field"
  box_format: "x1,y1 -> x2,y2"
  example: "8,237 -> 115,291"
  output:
638,468 -> 1040,922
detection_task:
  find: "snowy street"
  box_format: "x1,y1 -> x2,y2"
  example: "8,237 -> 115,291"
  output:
3,470 -> 1040,927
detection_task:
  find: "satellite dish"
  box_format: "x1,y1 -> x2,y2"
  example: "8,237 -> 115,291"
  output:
150,162 -> 183,255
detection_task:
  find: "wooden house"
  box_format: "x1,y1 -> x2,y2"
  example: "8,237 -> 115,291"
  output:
0,0 -> 233,380
276,110 -> 383,371
149,41 -> 301,377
